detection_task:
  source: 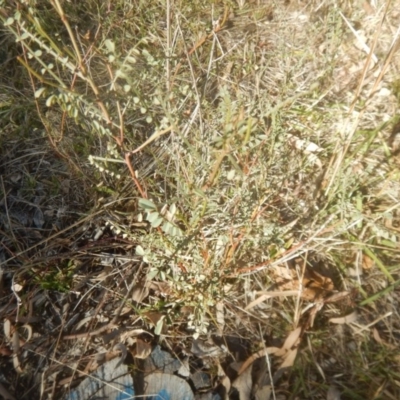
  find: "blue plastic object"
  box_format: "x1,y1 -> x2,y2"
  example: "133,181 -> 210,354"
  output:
65,357 -> 134,400
144,372 -> 194,400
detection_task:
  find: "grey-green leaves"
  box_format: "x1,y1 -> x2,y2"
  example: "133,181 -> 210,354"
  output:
138,198 -> 182,237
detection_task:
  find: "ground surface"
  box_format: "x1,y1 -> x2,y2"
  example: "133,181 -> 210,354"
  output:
1,0 -> 400,399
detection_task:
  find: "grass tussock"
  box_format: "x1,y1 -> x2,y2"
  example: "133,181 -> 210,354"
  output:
0,0 -> 400,398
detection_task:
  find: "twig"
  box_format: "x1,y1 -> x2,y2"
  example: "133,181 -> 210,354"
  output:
202,148 -> 229,191
51,0 -> 86,74
128,126 -> 174,155
124,153 -> 147,198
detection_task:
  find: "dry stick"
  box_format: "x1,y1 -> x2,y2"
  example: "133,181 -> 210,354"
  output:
51,0 -> 85,74
354,0 -> 397,105
102,64 -> 147,197
368,30 -> 400,99
202,148 -> 229,191
293,254 -> 308,327
115,100 -> 125,147
124,153 -> 147,199
237,347 -> 281,376
128,126 -> 174,155
105,64 -> 126,147
125,126 -> 174,198
16,56 -> 60,88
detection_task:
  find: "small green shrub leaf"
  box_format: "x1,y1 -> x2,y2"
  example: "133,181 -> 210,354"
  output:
147,268 -> 159,280
125,56 -> 137,64
146,211 -> 159,223
154,316 -> 165,335
147,212 -> 164,227
139,198 -> 157,210
135,245 -> 145,256
104,39 -> 115,54
162,221 -> 183,237
4,18 -> 14,26
45,95 -> 55,107
35,87 -> 46,98
380,239 -> 397,248
17,32 -> 29,41
151,216 -> 163,228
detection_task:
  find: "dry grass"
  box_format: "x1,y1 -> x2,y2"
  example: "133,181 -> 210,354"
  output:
1,0 -> 400,399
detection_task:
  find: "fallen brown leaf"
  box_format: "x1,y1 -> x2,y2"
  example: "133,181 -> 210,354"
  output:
245,291 -> 299,310
271,263 -> 336,302
237,347 -> 281,376
134,337 -> 153,359
278,347 -> 298,369
232,362 -> 253,400
238,327 -> 302,375
329,311 -> 358,324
